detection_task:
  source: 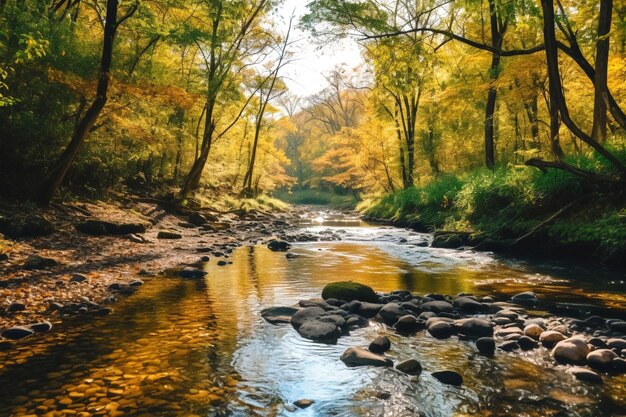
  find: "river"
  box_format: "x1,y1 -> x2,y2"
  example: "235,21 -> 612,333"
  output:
0,209 -> 624,416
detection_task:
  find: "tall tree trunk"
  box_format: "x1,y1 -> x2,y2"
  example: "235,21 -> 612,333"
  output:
39,0 -> 133,204
393,105 -> 408,189
524,95 -> 540,149
591,0 -> 612,142
484,0 -> 506,169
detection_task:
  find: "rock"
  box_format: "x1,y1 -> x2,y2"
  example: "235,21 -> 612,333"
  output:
340,347 -> 393,367
354,302 -> 384,318
322,282 -> 378,303
70,274 -> 88,283
499,341 -> 520,352
217,260 -> 228,266
129,279 -> 143,287
539,330 -> 567,347
495,310 -> 519,320
608,321 -> 626,333
431,371 -> 463,386
1,215 -> 54,238
517,336 -> 539,350
431,234 -> 463,249
290,307 -> 325,330
394,315 -> 424,334
28,321 -> 52,333
128,233 -> 146,243
612,358 -> 626,373
267,240 -> 291,252
552,338 -> 591,365
297,320 -> 341,343
157,231 -> 182,239
188,213 -> 209,226
179,267 -> 207,279
421,301 -> 454,314
428,321 -> 455,339
568,367 -> 602,383
453,296 -> 489,313
456,318 -> 493,338
476,337 -> 496,356
293,399 -> 314,409
378,304 -> 410,326
524,324 -> 544,339
495,327 -> 523,338
7,302 -> 25,312
396,359 -> 422,376
369,336 -> 391,354
76,219 -> 147,236
586,349 -> 617,370
346,316 -> 368,329
510,291 -> 538,307
261,307 -> 299,325
607,338 -> 626,350
22,254 -> 58,270
1,326 -> 34,340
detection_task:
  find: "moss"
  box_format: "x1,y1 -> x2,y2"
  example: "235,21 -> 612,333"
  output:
321,281 -> 378,302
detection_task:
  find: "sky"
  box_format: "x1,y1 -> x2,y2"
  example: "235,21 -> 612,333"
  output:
274,0 -> 365,97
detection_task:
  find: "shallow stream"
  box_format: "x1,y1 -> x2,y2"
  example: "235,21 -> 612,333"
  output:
1,210 -> 625,416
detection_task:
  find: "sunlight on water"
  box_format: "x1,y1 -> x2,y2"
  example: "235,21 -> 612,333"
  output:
0,214 -> 624,416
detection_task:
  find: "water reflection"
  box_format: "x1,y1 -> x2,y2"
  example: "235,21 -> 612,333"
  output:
0,227 -> 624,417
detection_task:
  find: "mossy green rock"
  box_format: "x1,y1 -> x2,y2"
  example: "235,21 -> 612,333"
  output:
321,282 -> 378,303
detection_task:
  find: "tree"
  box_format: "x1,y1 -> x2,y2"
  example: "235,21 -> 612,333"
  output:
39,0 -> 138,204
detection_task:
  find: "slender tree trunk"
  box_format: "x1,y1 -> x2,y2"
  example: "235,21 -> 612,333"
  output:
591,0 -> 612,142
180,98 -> 216,198
393,106 -> 408,189
39,0 -> 131,204
524,95 -> 540,149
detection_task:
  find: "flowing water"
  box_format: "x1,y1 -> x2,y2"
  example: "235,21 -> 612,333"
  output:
1,210 -> 625,417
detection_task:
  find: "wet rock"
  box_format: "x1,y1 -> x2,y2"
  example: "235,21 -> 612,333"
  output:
299,298 -> 329,308
607,338 -> 626,350
510,291 -> 538,307
261,307 -> 299,325
431,234 -> 463,249
318,314 -> 346,329
612,358 -> 626,373
1,326 -> 34,340
394,315 -> 424,334
431,371 -> 463,386
7,302 -> 25,312
293,399 -> 314,409
346,315 -> 369,329
476,337 -> 496,356
340,347 -> 393,367
499,341 -> 520,352
456,318 -> 494,338
495,310 -> 519,321
322,282 -> 378,303
28,321 -> 52,333
518,336 -> 539,350
369,336 -> 391,354
453,296 -> 489,313
285,252 -> 300,259
76,219 -> 147,236
267,240 -> 291,252
539,330 -> 567,348
23,255 -> 58,270
421,300 -> 454,314
568,367 -> 602,383
588,337 -> 607,348
378,303 -> 410,326
92,307 -> 113,316
217,260 -> 228,266
428,321 -> 455,339
608,321 -> 626,333
290,307 -> 325,330
129,279 -> 144,287
524,324 -> 544,339
353,302 -> 384,318
70,274 -> 88,283
179,267 -> 207,279
586,349 -> 617,370
553,338 -> 591,365
297,320 -> 341,343
157,231 -> 182,239
396,359 -> 422,376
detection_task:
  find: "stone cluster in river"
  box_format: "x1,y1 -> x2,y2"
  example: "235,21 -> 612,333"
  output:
262,282 -> 626,387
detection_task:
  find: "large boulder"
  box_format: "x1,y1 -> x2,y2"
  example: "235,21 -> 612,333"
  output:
267,240 -> 291,252
552,337 -> 591,365
340,347 -> 393,367
456,318 -> 493,338
261,307 -> 299,325
290,307 -> 325,330
476,337 -> 496,356
539,330 -> 567,347
396,359 -> 422,376
322,282 -> 378,303
428,321 -> 455,339
510,291 -> 539,307
586,349 -> 617,370
393,315 -> 424,334
421,301 -> 454,314
369,336 -> 391,354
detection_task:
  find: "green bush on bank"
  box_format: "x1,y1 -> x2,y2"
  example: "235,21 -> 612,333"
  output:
364,161 -> 626,261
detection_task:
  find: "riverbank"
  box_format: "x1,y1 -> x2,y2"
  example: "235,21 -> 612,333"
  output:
0,194 -> 303,333
362,167 -> 626,266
